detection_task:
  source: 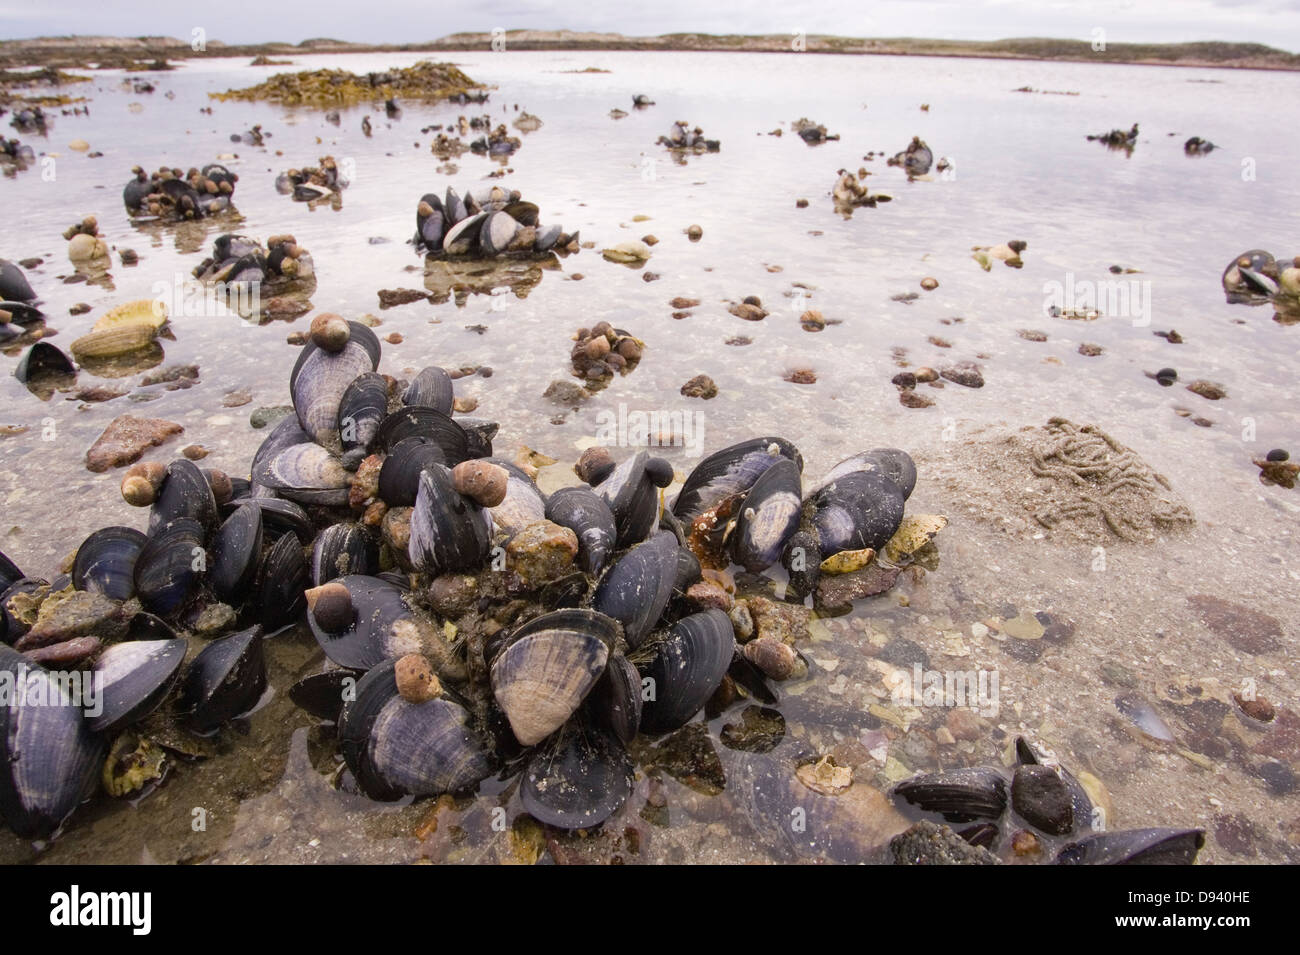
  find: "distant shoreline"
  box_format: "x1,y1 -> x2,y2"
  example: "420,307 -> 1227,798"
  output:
2,31 -> 1298,73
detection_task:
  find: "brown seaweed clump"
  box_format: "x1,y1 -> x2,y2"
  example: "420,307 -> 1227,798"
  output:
210,61 -> 482,107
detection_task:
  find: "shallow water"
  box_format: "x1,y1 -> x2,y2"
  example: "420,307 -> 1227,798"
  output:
2,50 -> 1299,864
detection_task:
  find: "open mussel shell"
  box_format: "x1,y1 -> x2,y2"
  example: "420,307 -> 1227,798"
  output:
534,223 -> 563,253
339,658 -> 492,800
892,767 -> 1008,823
258,533 -> 308,631
290,321 -> 381,452
72,525 -> 147,600
812,447 -> 917,500
258,442 -> 350,506
209,502 -> 263,602
1056,828 -> 1206,865
594,450 -> 673,548
177,626 -> 267,734
311,522 -> 377,586
1014,737 -> 1094,832
490,608 -> 617,747
587,652 -> 642,744
0,646 -> 105,839
673,437 -> 804,522
0,259 -> 36,302
442,211 -> 487,255
408,464 -> 492,576
149,459 -> 218,536
222,496 -> 314,544
306,574 -> 427,670
520,722 -> 633,829
403,366 -> 454,415
592,532 -> 678,649
486,458 -> 546,538
1,300 -> 46,325
730,456 -> 803,572
639,608 -> 736,734
289,667 -> 361,723
337,371 -> 388,467
376,406 -> 469,463
811,467 -> 907,555
545,485 -> 617,575
88,638 -> 188,735
378,436 -> 446,507
134,517 -> 206,616
14,342 -> 75,384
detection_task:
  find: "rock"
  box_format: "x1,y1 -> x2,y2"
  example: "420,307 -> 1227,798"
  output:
670,297 -> 700,309
785,368 -> 817,385
945,708 -> 984,742
139,364 -> 200,388
601,241 -> 651,263
249,405 -> 294,429
192,601 -> 237,635
506,520 -> 579,588
377,288 -> 429,308
542,379 -> 589,407
686,580 -> 733,612
941,362 -> 984,388
747,596 -> 810,645
23,636 -> 103,667
920,277 -> 939,291
900,391 -> 935,408
800,310 -> 826,331
1187,594 -> 1282,654
719,705 -> 785,753
1187,380 -> 1226,400
182,444 -> 209,460
744,636 -> 799,681
15,589 -> 134,650
889,820 -> 1001,865
1019,329 -> 1048,342
728,303 -> 767,321
796,198 -> 809,208
686,224 -> 703,240
428,574 -> 479,618
816,562 -> 901,609
1011,765 -> 1074,835
796,755 -> 853,795
680,374 -> 717,399
85,415 -> 184,472
641,271 -> 660,283
222,388 -> 253,408
1078,343 -> 1104,357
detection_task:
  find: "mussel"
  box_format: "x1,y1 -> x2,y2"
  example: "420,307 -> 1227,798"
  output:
72,526 -> 147,601
519,722 -> 633,829
592,532 -> 678,649
892,767 -> 1008,823
544,485 -> 617,575
639,608 -> 735,733
0,646 -> 105,839
490,608 -> 617,746
88,638 -> 188,734
176,626 -> 267,733
408,465 -> 492,577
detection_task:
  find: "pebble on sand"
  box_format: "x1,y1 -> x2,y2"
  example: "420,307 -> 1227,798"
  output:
85,415 -> 184,472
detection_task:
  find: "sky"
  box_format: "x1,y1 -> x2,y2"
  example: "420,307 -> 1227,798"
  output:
2,0 -> 1299,52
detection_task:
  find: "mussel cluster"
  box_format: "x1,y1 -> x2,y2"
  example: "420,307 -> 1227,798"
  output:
892,738 -> 1206,864
8,106 -> 47,134
193,233 -> 316,319
413,185 -> 577,258
1087,123 -> 1139,153
832,168 -> 893,215
887,136 -> 934,176
0,257 -> 44,346
122,163 -> 239,220
0,137 -> 36,173
1221,248 -> 1300,323
657,120 -> 721,153
275,156 -> 345,204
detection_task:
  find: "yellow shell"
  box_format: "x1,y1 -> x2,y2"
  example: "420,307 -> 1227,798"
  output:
883,514 -> 948,564
820,547 -> 875,575
71,322 -> 159,360
93,298 -> 169,333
